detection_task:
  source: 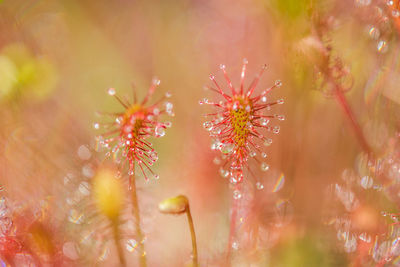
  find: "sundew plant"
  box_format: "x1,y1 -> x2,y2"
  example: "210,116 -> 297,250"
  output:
1,0 -> 400,266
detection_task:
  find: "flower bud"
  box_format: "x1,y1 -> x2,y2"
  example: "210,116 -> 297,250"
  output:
93,168 -> 124,220
158,195 -> 188,215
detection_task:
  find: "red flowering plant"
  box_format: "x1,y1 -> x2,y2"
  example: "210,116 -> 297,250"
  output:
200,60 -> 284,261
94,78 -> 173,187
94,78 -> 173,267
200,59 -> 284,185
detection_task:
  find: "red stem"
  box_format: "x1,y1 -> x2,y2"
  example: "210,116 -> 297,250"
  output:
334,86 -> 372,155
334,84 -> 400,209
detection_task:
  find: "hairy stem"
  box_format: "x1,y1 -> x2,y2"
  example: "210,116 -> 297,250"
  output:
186,205 -> 198,267
112,220 -> 126,267
130,176 -> 147,267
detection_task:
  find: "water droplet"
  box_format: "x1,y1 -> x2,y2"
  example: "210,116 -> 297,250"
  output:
154,174 -> 160,180
165,91 -> 172,98
128,169 -> 134,176
336,185 -> 358,211
93,122 -> 100,130
219,64 -> 226,69
261,162 -> 270,171
369,26 -> 380,40
107,88 -> 116,96
393,9 -> 400,18
68,209 -> 84,224
165,102 -> 173,115
344,234 -> 357,253
341,169 -> 356,183
203,121 -> 213,131
153,108 -> 160,116
233,190 -> 242,200
98,246 -> 109,261
360,176 -> 373,189
359,232 -> 371,243
126,239 -> 138,252
377,40 -> 388,53
373,241 -> 392,262
273,126 -> 280,134
262,96 -> 267,102
232,102 -> 239,111
391,237 -> 400,255
276,115 -> 285,121
212,127 -> 221,135
261,118 -> 269,126
152,77 -> 161,85
211,139 -> 221,150
116,116 -> 123,124
199,98 -> 209,105
272,173 -> 285,192
78,182 -> 90,196
82,164 -> 94,178
232,241 -> 239,250
388,0 -> 394,5
164,121 -> 172,128
213,157 -> 221,165
64,173 -> 74,185
275,80 -> 282,87
77,145 -> 91,160
256,182 -> 264,190
219,167 -> 229,178
230,170 -> 243,184
277,99 -> 284,104
250,151 -> 257,157
261,152 -> 267,158
221,142 -> 235,154
155,126 -> 166,137
264,139 -> 273,146
149,150 -> 158,161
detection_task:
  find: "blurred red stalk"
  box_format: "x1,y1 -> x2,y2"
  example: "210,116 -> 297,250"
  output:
333,85 -> 371,155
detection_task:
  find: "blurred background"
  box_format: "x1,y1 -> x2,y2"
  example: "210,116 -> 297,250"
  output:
1,0 -> 400,266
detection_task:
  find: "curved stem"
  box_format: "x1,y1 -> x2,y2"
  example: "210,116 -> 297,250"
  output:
112,220 -> 126,267
186,206 -> 198,267
130,177 -> 147,267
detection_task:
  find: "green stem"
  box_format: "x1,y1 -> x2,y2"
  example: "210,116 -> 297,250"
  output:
130,176 -> 147,267
186,205 -> 198,267
112,220 -> 126,267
